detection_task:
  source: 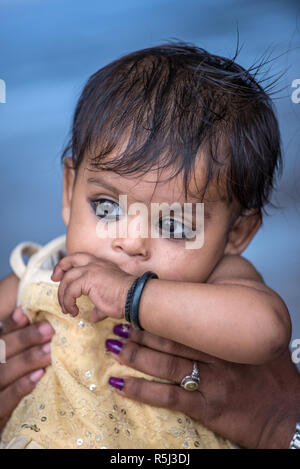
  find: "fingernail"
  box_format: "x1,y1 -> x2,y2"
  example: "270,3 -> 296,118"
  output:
12,307 -> 24,323
109,377 -> 124,390
113,324 -> 130,339
39,322 -> 54,337
42,342 -> 51,354
30,369 -> 44,383
105,339 -> 123,354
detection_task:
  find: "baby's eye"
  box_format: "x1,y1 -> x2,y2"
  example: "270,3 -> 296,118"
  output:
91,198 -> 122,221
158,218 -> 194,240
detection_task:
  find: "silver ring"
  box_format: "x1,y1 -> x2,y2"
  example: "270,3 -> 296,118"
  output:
180,362 -> 200,391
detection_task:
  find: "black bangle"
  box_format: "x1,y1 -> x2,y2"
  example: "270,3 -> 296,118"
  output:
124,277 -> 139,323
126,271 -> 158,330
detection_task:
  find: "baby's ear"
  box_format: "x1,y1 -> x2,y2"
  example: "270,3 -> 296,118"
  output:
224,209 -> 262,255
62,157 -> 76,227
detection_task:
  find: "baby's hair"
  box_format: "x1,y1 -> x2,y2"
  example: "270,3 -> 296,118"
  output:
61,41 -> 283,216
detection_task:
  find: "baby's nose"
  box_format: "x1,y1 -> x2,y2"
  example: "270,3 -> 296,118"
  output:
111,235 -> 150,260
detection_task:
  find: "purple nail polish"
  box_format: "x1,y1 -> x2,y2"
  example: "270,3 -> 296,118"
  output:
109,377 -> 124,390
113,324 -> 130,339
105,339 -> 123,354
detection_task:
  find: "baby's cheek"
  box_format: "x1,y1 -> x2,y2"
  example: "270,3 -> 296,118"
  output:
152,243 -> 207,282
65,226 -> 89,256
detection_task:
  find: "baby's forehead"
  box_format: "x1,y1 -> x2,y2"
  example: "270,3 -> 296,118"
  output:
81,159 -> 227,208
79,126 -> 230,204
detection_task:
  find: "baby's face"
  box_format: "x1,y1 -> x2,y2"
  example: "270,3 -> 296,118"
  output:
62,156 -> 238,283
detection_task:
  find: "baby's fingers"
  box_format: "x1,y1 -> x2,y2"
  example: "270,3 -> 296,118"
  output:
57,268 -> 86,316
90,307 -> 107,322
51,253 -> 94,281
59,276 -> 88,317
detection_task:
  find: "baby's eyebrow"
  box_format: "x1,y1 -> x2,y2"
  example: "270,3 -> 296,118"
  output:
87,176 -> 120,196
87,175 -> 212,218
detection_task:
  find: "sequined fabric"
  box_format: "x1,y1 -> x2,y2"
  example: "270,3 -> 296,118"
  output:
1,238 -> 231,449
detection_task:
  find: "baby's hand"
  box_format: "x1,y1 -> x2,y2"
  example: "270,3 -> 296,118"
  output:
51,253 -> 137,322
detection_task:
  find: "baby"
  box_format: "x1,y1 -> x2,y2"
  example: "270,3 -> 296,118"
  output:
0,42 -> 291,449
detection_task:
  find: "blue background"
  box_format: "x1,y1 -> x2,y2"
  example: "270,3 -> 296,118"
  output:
1,0 -> 300,356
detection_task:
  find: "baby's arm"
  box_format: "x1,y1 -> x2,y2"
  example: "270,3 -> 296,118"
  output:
138,255 -> 291,364
52,252 -> 291,365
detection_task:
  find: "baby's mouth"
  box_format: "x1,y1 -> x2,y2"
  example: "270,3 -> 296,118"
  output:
118,262 -> 151,279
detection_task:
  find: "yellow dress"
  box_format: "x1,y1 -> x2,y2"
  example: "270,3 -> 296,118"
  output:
0,235 -> 231,449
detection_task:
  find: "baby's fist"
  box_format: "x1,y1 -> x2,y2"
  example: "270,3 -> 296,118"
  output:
51,253 -> 136,322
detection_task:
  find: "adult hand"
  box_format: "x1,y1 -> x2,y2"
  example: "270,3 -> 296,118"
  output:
106,323 -> 300,449
0,307 -> 55,434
